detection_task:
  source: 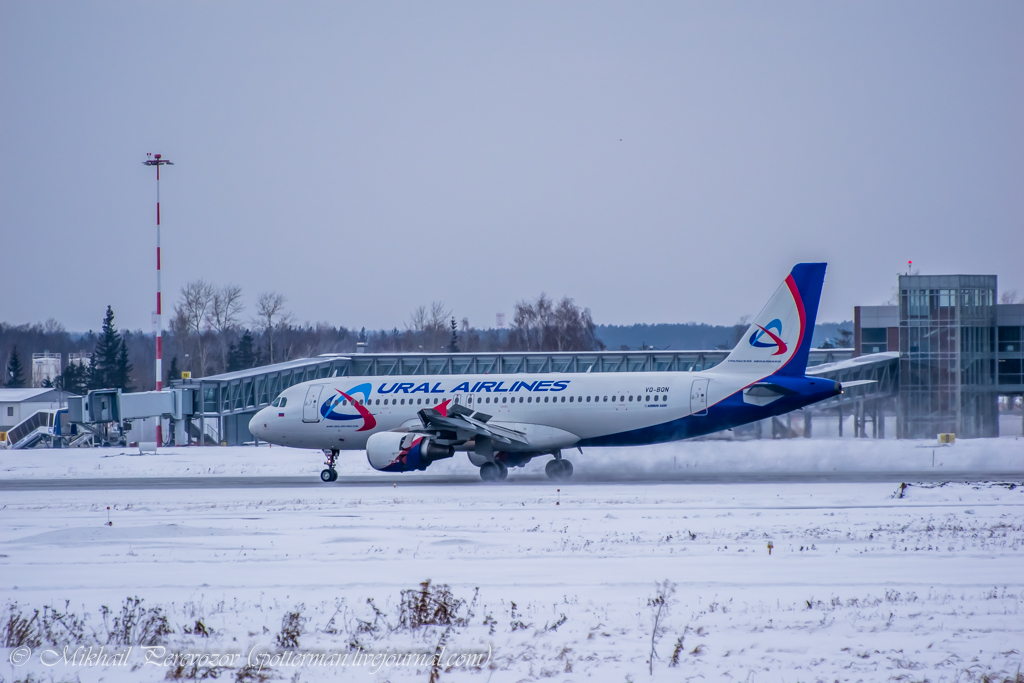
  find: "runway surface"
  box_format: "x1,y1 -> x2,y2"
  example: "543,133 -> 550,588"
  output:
3,469 -> 1022,490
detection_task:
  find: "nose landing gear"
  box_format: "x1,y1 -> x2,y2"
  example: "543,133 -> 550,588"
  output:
320,449 -> 339,482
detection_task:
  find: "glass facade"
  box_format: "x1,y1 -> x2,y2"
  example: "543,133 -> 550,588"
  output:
861,327 -> 888,353
898,275 -> 998,438
999,326 -> 1023,385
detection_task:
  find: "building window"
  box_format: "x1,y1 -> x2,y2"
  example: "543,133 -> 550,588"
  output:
999,326 -> 1022,352
6,407 -> 12,417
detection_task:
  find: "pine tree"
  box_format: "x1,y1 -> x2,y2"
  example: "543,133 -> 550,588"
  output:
5,346 -> 26,388
113,337 -> 132,391
227,330 -> 257,372
237,329 -> 256,369
448,316 -> 460,353
226,342 -> 240,372
57,361 -> 89,395
90,306 -> 122,389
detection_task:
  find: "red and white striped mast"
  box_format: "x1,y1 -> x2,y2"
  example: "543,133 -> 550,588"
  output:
143,153 -> 173,444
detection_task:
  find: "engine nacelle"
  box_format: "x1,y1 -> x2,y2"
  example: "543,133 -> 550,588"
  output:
366,432 -> 454,472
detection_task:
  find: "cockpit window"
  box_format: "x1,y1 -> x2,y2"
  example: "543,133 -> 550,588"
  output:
271,397 -> 287,408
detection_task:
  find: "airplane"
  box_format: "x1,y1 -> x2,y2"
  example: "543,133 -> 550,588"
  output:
250,263 -> 851,482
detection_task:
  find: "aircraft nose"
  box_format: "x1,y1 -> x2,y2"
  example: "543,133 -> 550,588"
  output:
249,409 -> 269,437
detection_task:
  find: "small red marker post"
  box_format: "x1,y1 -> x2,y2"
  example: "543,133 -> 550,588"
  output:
106,507 -> 112,527
556,489 -> 560,506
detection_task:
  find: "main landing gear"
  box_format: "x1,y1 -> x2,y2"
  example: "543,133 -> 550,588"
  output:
320,449 -> 339,482
479,461 -> 508,482
545,451 -> 573,481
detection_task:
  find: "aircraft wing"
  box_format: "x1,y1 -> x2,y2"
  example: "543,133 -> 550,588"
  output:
411,403 -> 529,446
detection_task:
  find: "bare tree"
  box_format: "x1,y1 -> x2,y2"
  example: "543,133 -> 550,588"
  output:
208,284 -> 244,333
510,294 -> 599,352
207,284 -> 245,373
407,302 -> 451,350
409,305 -> 429,332
175,280 -> 215,376
254,291 -> 292,363
43,318 -> 65,334
1001,290 -> 1019,304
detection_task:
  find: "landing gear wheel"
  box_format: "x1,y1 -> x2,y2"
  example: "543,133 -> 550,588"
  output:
496,462 -> 509,480
321,449 -> 339,482
546,459 -> 573,481
480,462 -> 502,482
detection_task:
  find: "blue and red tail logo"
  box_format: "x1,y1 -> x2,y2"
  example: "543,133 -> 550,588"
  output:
320,383 -> 377,432
748,318 -> 788,356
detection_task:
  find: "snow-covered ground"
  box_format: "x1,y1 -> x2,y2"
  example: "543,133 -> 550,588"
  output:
2,436 -> 1023,480
1,440 -> 1022,682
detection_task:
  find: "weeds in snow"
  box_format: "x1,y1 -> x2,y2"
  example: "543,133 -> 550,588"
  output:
647,580 -> 675,675
2,603 -> 41,648
397,580 -> 475,629
275,607 -> 305,649
101,596 -> 173,646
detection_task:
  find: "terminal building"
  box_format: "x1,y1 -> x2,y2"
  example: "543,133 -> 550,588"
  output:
854,274 -> 1024,439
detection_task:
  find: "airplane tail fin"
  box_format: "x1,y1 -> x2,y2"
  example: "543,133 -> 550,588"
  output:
718,263 -> 826,377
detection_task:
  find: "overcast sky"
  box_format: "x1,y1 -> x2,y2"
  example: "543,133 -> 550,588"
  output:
1,2 -> 1021,334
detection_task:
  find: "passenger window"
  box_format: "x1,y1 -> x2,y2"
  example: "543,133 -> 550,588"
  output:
569,396 -> 573,402
417,399 -> 422,405
586,396 -> 591,402
628,396 -> 633,402
603,396 -> 608,402
646,395 -> 650,401
528,397 -> 532,403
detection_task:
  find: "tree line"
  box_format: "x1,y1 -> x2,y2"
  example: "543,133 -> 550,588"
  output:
1,281 -> 603,393
3,307 -> 132,393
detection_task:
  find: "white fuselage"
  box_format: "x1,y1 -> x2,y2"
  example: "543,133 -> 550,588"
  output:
250,368 -> 759,452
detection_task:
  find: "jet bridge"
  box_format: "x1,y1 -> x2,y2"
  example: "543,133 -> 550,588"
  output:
804,352 -> 900,438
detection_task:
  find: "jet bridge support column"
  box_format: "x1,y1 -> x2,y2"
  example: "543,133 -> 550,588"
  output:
199,381 -> 205,447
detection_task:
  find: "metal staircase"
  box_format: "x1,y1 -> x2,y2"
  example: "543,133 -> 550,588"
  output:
4,410 -> 57,449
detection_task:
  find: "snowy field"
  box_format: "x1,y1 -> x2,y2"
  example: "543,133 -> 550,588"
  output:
1,439 -> 1023,682
2,436 -> 1024,481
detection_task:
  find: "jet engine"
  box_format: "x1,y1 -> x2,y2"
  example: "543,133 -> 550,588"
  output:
366,431 -> 454,472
